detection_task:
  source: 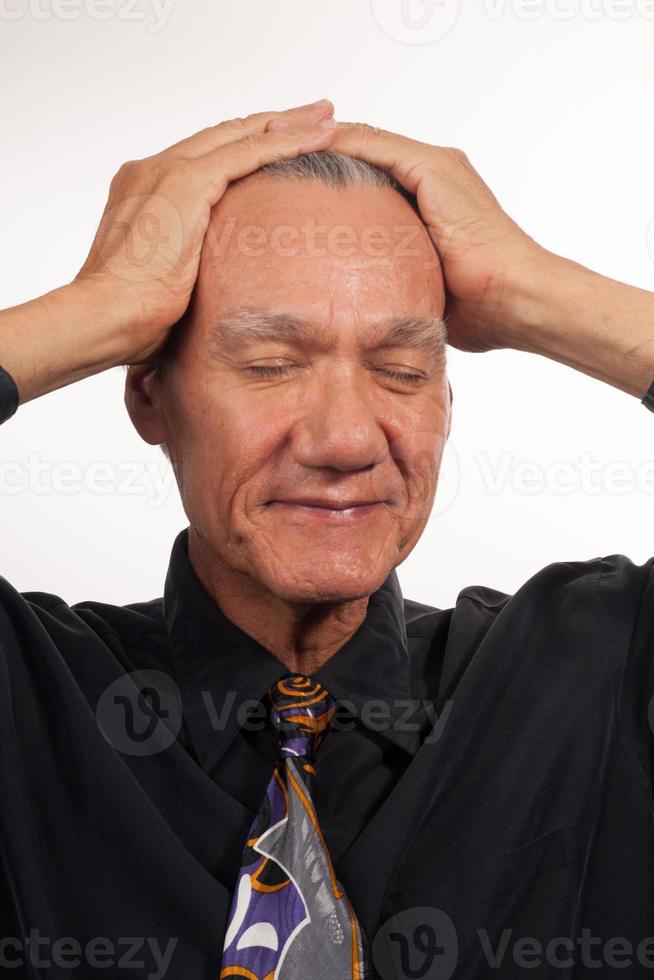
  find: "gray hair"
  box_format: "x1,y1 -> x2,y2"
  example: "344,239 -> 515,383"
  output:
255,149 -> 417,204
155,150 -> 419,461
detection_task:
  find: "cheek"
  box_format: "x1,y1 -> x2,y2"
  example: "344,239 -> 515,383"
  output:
378,385 -> 447,492
391,429 -> 447,525
179,390 -> 288,511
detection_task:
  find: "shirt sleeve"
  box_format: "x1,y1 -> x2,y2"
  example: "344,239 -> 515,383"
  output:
599,554 -> 654,797
0,365 -> 19,424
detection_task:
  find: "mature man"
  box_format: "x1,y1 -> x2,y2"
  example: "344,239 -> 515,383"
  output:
1,98 -> 654,979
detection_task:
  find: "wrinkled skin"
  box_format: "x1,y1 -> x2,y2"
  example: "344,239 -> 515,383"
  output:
126,175 -> 451,669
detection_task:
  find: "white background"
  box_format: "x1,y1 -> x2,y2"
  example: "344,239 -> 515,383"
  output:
1,0 -> 653,609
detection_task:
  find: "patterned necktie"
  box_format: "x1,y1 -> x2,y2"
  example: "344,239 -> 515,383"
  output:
220,672 -> 371,980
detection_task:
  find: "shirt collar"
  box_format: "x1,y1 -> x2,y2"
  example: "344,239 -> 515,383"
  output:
162,527 -> 418,773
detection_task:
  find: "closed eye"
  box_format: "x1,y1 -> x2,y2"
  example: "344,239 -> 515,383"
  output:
246,364 -> 294,378
244,364 -> 427,386
373,367 -> 426,387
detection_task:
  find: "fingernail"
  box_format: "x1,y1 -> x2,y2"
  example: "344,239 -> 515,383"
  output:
317,117 -> 336,128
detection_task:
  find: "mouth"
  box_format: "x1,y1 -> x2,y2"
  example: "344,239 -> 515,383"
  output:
266,498 -> 387,522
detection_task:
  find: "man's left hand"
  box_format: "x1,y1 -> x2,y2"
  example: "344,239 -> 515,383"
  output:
325,122 -> 546,354
321,121 -> 654,398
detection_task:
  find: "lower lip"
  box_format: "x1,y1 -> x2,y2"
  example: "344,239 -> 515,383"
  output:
268,502 -> 385,522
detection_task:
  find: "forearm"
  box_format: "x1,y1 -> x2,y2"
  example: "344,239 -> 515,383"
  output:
506,250 -> 654,399
0,280 -> 143,406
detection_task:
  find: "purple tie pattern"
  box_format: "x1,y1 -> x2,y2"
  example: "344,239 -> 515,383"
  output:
219,673 -> 371,979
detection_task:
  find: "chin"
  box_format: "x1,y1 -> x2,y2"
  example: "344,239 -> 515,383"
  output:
260,554 -> 392,605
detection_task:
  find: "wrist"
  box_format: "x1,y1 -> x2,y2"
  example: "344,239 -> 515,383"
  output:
500,249 -> 654,398
499,247 -> 577,355
66,276 -> 159,365
0,279 -> 150,406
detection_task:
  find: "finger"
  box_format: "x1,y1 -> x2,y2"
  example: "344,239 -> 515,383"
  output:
190,123 -> 338,206
326,122 -> 436,195
324,123 -> 499,256
159,100 -> 334,161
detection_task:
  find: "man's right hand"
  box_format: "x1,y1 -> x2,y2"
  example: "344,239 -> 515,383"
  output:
0,99 -> 337,404
75,98 -> 337,364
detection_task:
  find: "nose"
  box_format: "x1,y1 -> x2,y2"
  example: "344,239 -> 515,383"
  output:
290,368 -> 388,473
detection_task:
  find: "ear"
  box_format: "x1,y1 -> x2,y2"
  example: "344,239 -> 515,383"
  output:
124,361 -> 170,447
446,379 -> 453,440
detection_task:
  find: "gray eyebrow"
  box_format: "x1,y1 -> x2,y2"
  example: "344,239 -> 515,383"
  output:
207,306 -> 447,360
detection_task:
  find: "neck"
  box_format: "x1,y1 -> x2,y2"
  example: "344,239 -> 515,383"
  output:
187,528 -> 370,674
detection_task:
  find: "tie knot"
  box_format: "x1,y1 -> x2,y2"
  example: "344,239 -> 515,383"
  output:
267,673 -> 335,760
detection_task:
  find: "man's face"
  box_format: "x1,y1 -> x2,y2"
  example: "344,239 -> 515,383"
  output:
154,175 -> 450,603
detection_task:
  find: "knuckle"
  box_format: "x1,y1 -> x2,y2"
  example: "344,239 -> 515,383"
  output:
351,122 -> 379,140
223,114 -> 250,131
447,146 -> 469,164
237,131 -> 263,153
144,159 -> 181,186
112,159 -> 138,182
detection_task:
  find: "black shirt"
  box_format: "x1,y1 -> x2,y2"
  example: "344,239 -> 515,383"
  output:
1,526 -> 654,978
2,368 -> 654,978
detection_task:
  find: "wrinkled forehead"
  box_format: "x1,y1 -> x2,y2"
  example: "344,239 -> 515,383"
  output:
195,173 -> 445,322
206,306 -> 448,368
